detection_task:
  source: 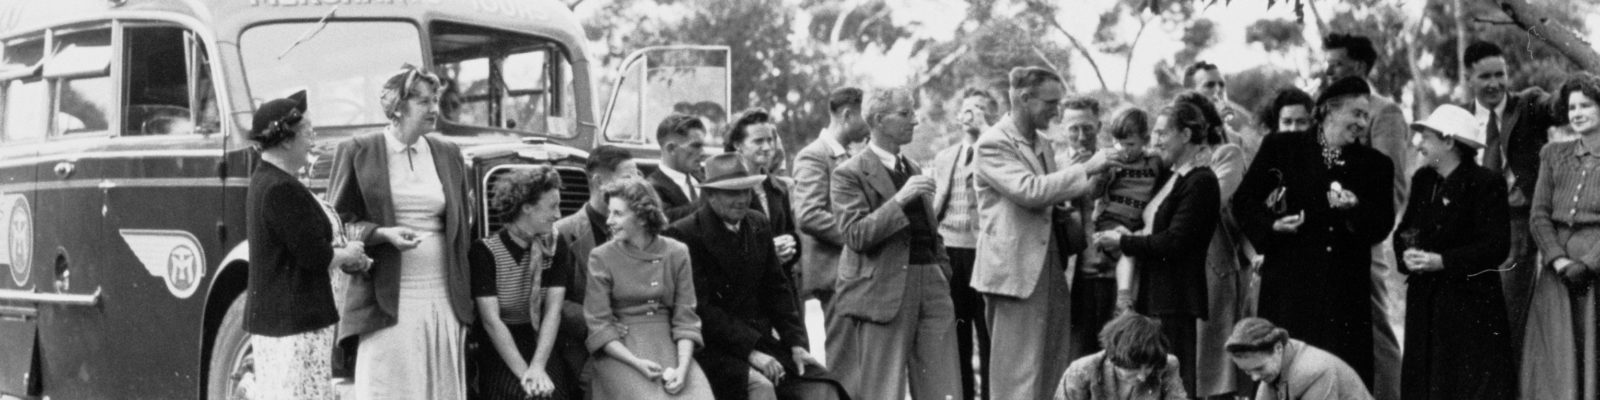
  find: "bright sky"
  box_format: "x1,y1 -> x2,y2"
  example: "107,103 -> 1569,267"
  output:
577,0 -> 1599,94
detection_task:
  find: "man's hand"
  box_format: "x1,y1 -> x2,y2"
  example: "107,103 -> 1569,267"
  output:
791,347 -> 825,376
749,351 -> 784,383
773,234 -> 798,263
893,175 -> 936,206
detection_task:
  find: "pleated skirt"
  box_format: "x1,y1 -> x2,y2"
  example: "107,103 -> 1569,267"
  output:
353,234 -> 467,400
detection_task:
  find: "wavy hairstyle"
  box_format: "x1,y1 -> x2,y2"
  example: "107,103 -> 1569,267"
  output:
490,165 -> 565,220
379,65 -> 444,122
601,178 -> 669,236
1256,87 -> 1315,135
1557,72 -> 1600,128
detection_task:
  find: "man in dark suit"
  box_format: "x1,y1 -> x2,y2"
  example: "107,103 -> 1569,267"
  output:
725,108 -> 801,271
1463,41 -> 1559,357
648,113 -> 710,221
828,87 -> 961,400
793,87 -> 871,307
665,153 -> 823,400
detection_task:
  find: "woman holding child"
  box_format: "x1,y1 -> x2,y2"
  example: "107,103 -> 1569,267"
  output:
1093,93 -> 1223,395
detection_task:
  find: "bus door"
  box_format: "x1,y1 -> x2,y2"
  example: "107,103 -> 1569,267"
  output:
0,28 -> 46,398
45,22 -> 223,399
597,45 -> 731,168
26,23 -> 119,399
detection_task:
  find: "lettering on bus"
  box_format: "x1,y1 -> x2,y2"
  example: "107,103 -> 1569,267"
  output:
119,229 -> 207,299
247,0 -> 551,21
0,194 -> 33,287
250,0 -> 444,7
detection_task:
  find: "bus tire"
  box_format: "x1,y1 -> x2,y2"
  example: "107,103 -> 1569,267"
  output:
206,294 -> 251,400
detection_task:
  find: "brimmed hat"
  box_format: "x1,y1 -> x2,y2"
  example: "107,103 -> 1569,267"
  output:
698,153 -> 766,191
1410,104 -> 1486,149
251,90 -> 307,138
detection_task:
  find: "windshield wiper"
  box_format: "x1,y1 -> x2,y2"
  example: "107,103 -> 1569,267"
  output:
277,6 -> 339,60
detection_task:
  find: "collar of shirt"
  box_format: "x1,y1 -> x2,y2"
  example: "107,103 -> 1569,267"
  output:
1173,162 -> 1195,177
868,142 -> 899,171
723,220 -> 742,234
1474,97 -> 1509,123
383,127 -> 431,155
1577,138 -> 1597,158
657,163 -> 697,195
821,131 -> 849,158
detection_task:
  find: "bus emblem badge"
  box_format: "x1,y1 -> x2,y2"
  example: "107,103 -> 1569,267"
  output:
119,229 -> 207,299
2,195 -> 32,287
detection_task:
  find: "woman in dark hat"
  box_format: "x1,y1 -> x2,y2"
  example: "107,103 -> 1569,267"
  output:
327,66 -> 477,398
244,91 -> 368,399
1231,77 -> 1396,390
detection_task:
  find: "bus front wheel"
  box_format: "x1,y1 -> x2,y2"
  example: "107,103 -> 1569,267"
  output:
206,294 -> 253,400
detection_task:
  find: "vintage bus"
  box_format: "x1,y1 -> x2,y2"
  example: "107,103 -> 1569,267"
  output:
0,0 -> 728,398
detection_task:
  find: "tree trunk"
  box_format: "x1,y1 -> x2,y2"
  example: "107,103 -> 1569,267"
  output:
1494,0 -> 1600,72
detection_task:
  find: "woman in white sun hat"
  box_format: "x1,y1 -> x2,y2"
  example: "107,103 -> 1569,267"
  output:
1392,104 -> 1515,400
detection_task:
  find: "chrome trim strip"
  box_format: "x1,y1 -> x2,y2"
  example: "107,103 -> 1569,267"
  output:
0,287 -> 102,306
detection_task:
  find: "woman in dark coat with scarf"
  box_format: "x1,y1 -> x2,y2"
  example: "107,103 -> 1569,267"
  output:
1393,104 -> 1514,400
1094,95 -> 1222,395
1231,77 -> 1395,389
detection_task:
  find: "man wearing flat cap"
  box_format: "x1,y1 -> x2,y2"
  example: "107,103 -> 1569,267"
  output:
826,87 -> 961,400
664,153 -> 823,400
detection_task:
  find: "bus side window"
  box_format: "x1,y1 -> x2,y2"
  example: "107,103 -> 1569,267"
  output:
45,28 -> 113,136
1,35 -> 46,142
124,26 -> 211,136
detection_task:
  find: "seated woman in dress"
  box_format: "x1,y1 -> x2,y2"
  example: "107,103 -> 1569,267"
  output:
584,178 -> 714,399
472,166 -> 579,399
1054,313 -> 1187,400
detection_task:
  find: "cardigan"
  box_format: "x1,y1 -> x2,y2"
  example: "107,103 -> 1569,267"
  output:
1120,167 -> 1220,317
245,160 -> 338,336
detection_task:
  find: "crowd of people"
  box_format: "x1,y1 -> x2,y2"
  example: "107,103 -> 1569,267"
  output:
236,31 -> 1600,400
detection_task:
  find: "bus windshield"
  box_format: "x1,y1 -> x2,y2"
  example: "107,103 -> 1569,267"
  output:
240,21 -> 578,139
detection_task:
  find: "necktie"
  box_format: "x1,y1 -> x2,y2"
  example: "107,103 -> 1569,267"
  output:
963,146 -> 975,166
404,147 -> 417,171
684,175 -> 698,202
1485,110 -> 1503,172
